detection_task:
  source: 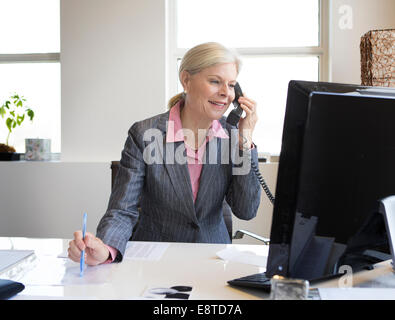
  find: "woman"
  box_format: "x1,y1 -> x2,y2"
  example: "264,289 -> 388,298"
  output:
68,42 -> 261,265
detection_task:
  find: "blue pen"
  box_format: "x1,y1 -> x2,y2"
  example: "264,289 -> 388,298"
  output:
80,212 -> 87,277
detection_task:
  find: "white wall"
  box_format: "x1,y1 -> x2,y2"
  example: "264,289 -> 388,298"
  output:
61,0 -> 166,162
0,162 -> 110,238
329,0 -> 395,84
1,0 -> 395,241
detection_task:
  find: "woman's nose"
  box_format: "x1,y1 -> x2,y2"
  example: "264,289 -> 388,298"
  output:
219,84 -> 231,97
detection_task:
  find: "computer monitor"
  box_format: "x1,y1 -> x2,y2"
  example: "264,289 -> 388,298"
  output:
265,80 -> 395,281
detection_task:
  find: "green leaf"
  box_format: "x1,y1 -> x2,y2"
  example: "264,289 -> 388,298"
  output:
2,94 -> 34,140
17,114 -> 25,125
6,118 -> 13,132
27,109 -> 35,120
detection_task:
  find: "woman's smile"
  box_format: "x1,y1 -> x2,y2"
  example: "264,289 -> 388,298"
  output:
208,100 -> 228,110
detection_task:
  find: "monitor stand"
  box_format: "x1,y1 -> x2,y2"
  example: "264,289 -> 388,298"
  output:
288,213 -> 347,280
379,196 -> 395,270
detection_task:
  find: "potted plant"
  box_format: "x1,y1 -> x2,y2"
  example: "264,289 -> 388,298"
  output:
0,94 -> 34,160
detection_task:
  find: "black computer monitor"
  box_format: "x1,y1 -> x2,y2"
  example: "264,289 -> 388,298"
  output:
265,80 -> 395,281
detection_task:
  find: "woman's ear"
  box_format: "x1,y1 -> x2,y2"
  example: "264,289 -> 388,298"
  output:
180,70 -> 191,93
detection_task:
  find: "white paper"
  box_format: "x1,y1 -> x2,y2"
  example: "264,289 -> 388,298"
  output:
124,242 -> 169,261
318,288 -> 395,300
216,246 -> 267,267
19,257 -> 111,286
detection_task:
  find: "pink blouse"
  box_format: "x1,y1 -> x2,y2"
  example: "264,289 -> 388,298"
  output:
166,101 -> 229,201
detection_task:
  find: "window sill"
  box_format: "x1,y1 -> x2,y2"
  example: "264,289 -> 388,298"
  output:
0,153 -> 61,162
258,152 -> 279,163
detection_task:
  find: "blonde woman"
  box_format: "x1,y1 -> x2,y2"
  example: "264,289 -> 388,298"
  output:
68,42 -> 261,265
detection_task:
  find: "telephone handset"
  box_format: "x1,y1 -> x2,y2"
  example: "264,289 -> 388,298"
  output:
226,82 -> 275,204
226,82 -> 244,127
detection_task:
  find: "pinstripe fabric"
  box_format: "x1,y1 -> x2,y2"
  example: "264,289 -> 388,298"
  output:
96,110 -> 261,260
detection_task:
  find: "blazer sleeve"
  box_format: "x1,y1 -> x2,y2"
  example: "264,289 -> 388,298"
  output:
225,146 -> 262,221
96,123 -> 146,260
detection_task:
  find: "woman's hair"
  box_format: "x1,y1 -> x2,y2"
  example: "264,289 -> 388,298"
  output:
167,42 -> 241,109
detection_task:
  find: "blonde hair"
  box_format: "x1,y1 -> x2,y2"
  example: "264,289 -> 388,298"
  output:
167,42 -> 241,109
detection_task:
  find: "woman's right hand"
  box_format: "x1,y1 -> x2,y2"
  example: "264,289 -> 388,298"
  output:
68,231 -> 110,266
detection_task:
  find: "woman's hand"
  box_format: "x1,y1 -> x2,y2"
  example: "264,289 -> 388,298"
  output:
237,95 -> 258,150
68,231 -> 110,266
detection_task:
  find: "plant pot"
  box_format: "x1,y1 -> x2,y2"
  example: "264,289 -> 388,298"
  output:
0,152 -> 21,161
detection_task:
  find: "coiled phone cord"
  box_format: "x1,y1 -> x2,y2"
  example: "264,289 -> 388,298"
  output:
250,153 -> 275,205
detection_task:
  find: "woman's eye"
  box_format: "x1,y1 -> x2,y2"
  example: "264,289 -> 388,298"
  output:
229,84 -> 236,89
210,80 -> 219,84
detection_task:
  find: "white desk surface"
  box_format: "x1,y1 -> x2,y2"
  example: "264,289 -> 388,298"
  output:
0,237 -> 269,300
3,237 -> 395,300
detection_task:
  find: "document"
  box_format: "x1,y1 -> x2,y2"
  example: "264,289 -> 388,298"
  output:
20,256 -> 112,286
216,246 -> 268,267
124,242 -> 169,261
318,288 -> 395,300
0,250 -> 36,280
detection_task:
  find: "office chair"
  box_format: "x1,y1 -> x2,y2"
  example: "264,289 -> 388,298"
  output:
110,161 -> 233,241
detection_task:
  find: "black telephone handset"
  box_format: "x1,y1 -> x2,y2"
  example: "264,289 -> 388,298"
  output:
226,82 -> 244,127
226,82 -> 276,204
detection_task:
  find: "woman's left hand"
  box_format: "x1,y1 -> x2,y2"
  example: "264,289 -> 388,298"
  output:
237,95 -> 258,150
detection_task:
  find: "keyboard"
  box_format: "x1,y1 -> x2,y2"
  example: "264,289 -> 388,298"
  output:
227,272 -> 272,292
228,272 -> 322,299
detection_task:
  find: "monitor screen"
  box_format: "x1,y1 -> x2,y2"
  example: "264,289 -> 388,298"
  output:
266,80 -> 395,281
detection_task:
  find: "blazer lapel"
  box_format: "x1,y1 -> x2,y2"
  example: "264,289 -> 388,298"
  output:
163,142 -> 196,218
156,113 -> 197,221
194,137 -> 223,216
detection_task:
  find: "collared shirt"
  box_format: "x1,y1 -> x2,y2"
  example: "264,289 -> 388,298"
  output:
166,100 -> 229,202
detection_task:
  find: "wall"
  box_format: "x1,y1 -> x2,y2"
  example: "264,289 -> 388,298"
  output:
61,0 -> 166,162
329,0 -> 395,84
0,162 -> 110,238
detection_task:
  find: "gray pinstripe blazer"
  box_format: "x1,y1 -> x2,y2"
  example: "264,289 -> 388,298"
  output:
96,110 -> 261,260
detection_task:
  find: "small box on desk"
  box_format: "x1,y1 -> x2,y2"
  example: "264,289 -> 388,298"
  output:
360,29 -> 395,87
25,138 -> 51,161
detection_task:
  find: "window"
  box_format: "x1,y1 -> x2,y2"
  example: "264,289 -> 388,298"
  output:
0,0 -> 60,154
167,0 -> 328,156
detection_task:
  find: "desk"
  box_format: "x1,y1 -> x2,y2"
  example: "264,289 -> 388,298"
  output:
0,237 -> 269,300
3,237 -> 395,300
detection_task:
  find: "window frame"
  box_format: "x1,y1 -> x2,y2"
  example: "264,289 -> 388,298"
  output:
0,54 -> 60,158
0,53 -> 59,63
166,0 -> 329,156
0,53 -> 61,157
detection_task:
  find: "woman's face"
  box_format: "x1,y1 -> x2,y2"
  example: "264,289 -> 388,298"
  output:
181,62 -> 238,122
